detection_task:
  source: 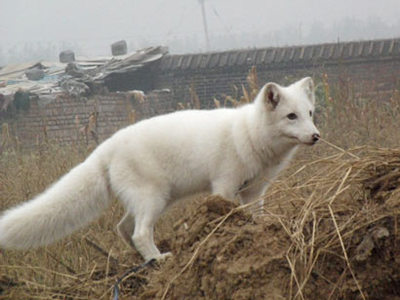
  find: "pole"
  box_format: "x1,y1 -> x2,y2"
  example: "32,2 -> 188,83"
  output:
199,0 -> 210,51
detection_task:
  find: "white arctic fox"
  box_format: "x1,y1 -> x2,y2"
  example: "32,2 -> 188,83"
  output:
0,77 -> 320,262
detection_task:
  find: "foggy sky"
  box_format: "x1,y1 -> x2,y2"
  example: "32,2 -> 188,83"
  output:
1,0 -> 400,63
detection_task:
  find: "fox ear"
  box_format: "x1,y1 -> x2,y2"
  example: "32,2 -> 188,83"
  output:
298,77 -> 315,105
263,82 -> 280,110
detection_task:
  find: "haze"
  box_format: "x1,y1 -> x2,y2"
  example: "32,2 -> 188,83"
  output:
1,0 -> 400,64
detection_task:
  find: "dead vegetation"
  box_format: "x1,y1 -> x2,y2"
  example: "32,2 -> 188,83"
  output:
131,146 -> 400,300
0,70 -> 400,299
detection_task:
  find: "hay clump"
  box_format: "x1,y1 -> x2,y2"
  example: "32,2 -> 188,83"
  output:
136,147 -> 400,300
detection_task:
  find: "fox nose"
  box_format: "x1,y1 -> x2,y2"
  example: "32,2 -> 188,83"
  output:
312,133 -> 320,143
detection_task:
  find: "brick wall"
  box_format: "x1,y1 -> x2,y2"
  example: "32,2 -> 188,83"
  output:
4,90 -> 174,147
2,38 -> 400,148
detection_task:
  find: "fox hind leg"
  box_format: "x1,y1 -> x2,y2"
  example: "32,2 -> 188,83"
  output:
117,212 -> 135,248
118,186 -> 172,262
132,207 -> 172,262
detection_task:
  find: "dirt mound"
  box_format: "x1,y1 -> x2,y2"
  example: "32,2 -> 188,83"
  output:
138,197 -> 291,299
121,147 -> 400,300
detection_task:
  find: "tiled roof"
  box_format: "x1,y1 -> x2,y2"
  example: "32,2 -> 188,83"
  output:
160,38 -> 400,71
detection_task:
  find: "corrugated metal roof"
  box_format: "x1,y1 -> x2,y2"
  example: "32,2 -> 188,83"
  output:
0,46 -> 168,99
160,38 -> 400,71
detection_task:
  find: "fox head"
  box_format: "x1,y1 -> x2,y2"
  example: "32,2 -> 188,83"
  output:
256,77 -> 320,146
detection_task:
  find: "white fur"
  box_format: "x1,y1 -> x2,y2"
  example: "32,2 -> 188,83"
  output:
0,77 -> 320,261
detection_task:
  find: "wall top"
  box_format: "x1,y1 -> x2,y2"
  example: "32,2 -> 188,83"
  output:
160,38 -> 400,71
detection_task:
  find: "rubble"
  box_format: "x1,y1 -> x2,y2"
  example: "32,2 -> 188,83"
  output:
0,46 -> 168,111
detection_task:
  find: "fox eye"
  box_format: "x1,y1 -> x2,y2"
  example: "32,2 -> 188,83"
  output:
287,113 -> 297,120
309,110 -> 313,117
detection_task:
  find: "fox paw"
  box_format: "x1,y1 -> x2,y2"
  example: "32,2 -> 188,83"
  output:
153,252 -> 172,262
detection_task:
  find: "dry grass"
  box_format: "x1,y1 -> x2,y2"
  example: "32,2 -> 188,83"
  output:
139,145 -> 400,299
0,70 -> 400,299
260,146 -> 400,299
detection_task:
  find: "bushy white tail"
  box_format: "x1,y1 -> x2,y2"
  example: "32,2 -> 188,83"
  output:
0,156 -> 111,249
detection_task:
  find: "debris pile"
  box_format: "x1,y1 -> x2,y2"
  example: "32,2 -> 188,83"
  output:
0,46 -> 168,110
